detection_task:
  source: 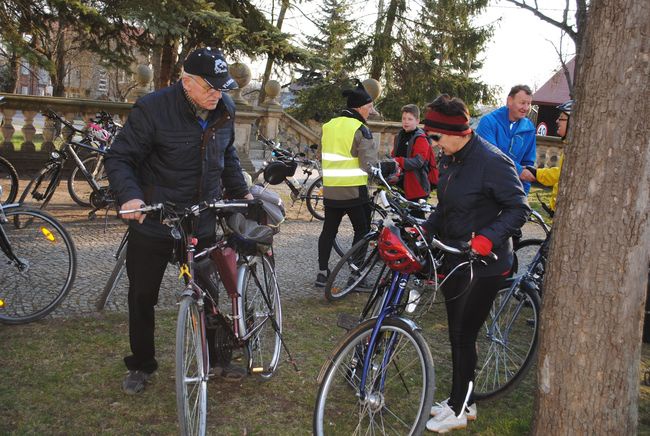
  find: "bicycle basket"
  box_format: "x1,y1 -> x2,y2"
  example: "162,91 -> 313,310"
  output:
263,160 -> 298,185
225,212 -> 274,255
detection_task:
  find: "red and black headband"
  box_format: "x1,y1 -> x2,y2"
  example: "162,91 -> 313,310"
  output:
423,110 -> 471,136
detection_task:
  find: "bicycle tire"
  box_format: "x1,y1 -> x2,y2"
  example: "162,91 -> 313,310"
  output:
324,234 -> 382,302
513,238 -> 544,277
305,176 -> 325,221
241,254 -> 283,378
68,155 -> 108,207
0,207 -> 77,324
175,295 -> 208,436
473,281 -> 541,401
96,245 -> 127,312
313,317 -> 435,435
0,156 -> 19,204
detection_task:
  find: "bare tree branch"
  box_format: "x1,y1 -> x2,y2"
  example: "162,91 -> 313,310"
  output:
506,0 -> 578,42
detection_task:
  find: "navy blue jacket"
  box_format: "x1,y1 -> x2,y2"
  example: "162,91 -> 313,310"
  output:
424,133 -> 530,276
105,81 -> 249,238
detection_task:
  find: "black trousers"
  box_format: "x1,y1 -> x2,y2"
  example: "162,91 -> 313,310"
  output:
123,229 -> 214,373
441,273 -> 506,412
317,203 -> 371,271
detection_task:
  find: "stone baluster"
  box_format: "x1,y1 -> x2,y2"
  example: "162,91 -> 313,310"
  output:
42,115 -> 57,152
1,109 -> 16,151
230,62 -> 252,107
262,80 -> 281,107
63,112 -> 76,141
536,147 -> 547,168
20,110 -> 38,152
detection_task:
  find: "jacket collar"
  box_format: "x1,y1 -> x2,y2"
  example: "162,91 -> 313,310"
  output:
450,132 -> 478,163
174,81 -> 236,123
339,108 -> 367,124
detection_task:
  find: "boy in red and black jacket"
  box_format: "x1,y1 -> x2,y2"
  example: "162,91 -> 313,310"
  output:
390,105 -> 437,214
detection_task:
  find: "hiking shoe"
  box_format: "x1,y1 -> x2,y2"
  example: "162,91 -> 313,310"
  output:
430,398 -> 476,421
315,270 -> 329,287
122,370 -> 153,395
426,404 -> 467,433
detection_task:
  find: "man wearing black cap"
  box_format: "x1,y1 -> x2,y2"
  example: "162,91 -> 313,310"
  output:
315,81 -> 378,287
105,47 -> 252,394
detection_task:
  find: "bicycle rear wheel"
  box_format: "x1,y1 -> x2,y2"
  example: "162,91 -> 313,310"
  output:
176,295 -> 208,436
68,155 -> 108,207
0,207 -> 77,324
241,254 -> 282,378
513,238 -> 544,278
0,156 -> 19,204
325,234 -> 383,302
306,176 -> 325,221
473,281 -> 540,401
314,317 -> 435,435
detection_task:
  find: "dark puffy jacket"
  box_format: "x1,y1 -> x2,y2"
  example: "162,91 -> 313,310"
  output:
104,81 -> 249,238
423,133 -> 530,276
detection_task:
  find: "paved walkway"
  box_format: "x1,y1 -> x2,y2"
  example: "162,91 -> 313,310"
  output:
16,180 -> 546,319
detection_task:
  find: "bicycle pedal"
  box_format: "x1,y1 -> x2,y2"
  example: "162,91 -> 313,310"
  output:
250,367 -> 265,374
337,313 -> 358,331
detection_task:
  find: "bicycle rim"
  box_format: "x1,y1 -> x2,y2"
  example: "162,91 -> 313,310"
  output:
175,295 -> 208,436
242,254 -> 282,378
68,155 -> 108,207
306,177 -> 325,221
473,284 -> 540,400
325,238 -> 382,302
96,246 -> 127,311
313,318 -> 434,435
0,157 -> 19,205
0,208 -> 77,324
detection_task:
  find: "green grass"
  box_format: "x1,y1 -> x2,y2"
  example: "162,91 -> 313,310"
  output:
4,133 -> 45,152
1,294 -> 648,434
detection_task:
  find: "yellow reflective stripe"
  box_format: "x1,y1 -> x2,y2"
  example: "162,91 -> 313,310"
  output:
322,159 -> 362,170
323,168 -> 368,177
321,153 -> 355,162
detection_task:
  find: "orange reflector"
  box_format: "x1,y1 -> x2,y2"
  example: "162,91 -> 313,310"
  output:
251,367 -> 264,373
40,227 -> 55,242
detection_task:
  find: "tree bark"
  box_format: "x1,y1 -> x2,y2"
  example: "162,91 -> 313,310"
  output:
369,0 -> 401,81
532,0 -> 650,434
259,0 -> 289,105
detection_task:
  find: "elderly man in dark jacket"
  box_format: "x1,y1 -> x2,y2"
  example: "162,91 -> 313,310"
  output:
105,48 -> 252,394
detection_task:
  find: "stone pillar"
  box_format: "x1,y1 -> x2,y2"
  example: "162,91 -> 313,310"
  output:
42,116 -> 57,153
130,65 -> 153,101
1,109 -> 16,151
21,110 -> 38,152
229,62 -> 252,107
363,78 -> 384,121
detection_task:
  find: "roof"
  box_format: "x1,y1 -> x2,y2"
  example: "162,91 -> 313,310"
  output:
532,57 -> 575,105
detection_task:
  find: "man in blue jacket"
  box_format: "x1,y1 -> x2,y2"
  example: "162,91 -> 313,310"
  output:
476,84 -> 536,194
105,47 -> 252,394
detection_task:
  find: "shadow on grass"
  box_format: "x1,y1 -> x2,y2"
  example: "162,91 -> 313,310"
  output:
0,293 -> 648,434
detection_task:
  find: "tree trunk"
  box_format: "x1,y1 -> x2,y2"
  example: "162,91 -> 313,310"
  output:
532,0 -> 650,434
259,0 -> 289,105
369,0 -> 400,81
52,28 -> 67,97
2,52 -> 19,93
157,37 -> 178,89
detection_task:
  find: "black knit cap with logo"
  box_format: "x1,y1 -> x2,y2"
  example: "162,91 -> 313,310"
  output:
342,80 -> 373,108
183,47 -> 238,91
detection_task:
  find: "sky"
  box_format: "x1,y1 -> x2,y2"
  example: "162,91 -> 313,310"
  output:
250,0 -> 577,103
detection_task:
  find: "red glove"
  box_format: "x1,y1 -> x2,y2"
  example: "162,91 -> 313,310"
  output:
470,234 -> 493,256
394,157 -> 404,167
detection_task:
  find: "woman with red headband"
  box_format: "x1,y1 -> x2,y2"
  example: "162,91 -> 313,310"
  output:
422,95 -> 530,433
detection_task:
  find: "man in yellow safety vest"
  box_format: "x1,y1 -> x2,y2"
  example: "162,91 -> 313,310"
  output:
315,81 -> 378,287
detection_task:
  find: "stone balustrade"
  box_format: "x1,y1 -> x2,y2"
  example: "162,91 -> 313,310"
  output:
0,92 -> 564,176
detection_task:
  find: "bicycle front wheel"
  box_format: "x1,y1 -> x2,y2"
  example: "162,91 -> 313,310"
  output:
175,295 -> 208,436
325,235 -> 382,302
473,281 -> 541,401
68,155 -> 108,207
306,176 -> 325,221
241,254 -> 282,378
0,207 -> 77,324
313,317 -> 435,436
0,156 -> 19,204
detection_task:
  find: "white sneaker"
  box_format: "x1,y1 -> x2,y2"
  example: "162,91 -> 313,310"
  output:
426,404 -> 467,433
430,398 -> 476,421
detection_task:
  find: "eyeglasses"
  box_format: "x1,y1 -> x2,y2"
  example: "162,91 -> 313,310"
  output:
427,133 -> 442,142
189,75 -> 221,94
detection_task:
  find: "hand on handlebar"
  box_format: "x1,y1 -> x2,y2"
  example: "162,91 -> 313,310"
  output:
119,199 -> 147,224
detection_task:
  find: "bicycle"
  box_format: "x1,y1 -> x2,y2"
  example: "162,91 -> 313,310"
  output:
323,175 -> 434,302
253,134 -> 324,220
120,199 -> 292,435
17,109 -> 116,218
472,209 -> 551,401
0,155 -> 19,205
0,187 -> 77,324
313,167 -> 490,435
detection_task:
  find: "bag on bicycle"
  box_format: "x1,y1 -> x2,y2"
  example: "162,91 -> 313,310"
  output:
224,212 -> 274,256
249,184 -> 285,231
